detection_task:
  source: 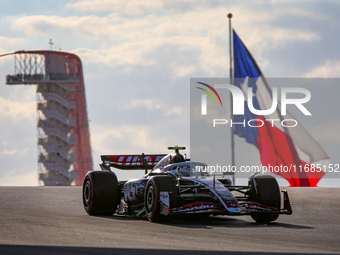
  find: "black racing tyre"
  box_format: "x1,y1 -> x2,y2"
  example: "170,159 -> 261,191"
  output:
144,175 -> 177,222
248,174 -> 280,223
83,170 -> 121,216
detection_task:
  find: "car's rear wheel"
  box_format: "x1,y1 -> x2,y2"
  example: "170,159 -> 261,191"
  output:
145,176 -> 177,222
248,174 -> 280,223
83,170 -> 121,215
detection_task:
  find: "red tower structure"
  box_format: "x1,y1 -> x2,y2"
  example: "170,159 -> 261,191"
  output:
2,50 -> 92,185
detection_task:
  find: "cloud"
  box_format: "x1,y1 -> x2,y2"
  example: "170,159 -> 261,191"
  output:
0,36 -> 28,50
11,5 -> 321,78
74,40 -> 159,68
124,99 -> 185,116
90,123 -> 169,155
12,15 -> 116,38
90,99 -> 189,153
164,106 -> 184,116
286,7 -> 327,20
0,171 -> 38,186
1,148 -> 29,155
66,0 -> 165,15
65,0 -> 207,15
305,60 -> 340,78
74,36 -> 218,77
125,99 -> 162,111
0,96 -> 36,122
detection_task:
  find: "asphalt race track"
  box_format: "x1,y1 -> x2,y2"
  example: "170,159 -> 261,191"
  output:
0,187 -> 339,255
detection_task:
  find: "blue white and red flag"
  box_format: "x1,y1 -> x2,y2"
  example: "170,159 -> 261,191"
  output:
233,30 -> 329,186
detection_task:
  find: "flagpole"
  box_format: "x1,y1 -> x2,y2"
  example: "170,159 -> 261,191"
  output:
227,13 -> 235,184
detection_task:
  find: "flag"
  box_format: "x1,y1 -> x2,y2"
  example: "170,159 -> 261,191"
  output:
232,29 -> 329,187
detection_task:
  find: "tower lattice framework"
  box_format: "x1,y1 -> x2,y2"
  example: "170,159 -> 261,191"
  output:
3,50 -> 93,185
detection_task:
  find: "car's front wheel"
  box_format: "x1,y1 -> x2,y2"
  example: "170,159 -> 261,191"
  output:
248,174 -> 281,223
144,176 -> 177,222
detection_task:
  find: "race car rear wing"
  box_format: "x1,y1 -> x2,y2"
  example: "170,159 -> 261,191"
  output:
100,154 -> 167,173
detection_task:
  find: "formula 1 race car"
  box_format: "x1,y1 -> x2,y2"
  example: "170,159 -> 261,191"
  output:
82,147 -> 292,223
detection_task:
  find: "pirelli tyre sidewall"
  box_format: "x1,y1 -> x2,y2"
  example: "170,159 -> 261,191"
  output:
248,174 -> 281,223
144,175 -> 177,222
83,170 -> 121,216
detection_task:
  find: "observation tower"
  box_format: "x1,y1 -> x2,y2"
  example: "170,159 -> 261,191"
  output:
2,50 -> 93,185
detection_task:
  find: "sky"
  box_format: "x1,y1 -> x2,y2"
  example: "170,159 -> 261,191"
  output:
0,0 -> 339,186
